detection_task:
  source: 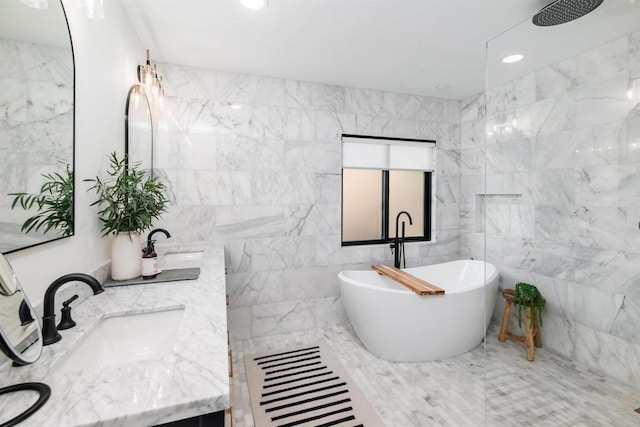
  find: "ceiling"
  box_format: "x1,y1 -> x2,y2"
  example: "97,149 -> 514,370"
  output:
120,0 -> 639,100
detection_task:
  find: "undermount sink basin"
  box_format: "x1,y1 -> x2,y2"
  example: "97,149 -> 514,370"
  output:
160,251 -> 203,270
54,308 -> 184,374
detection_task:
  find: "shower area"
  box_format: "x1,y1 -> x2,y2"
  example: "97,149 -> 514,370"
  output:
472,0 -> 640,422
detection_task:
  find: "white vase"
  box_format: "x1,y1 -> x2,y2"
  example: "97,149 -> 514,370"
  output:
111,232 -> 143,281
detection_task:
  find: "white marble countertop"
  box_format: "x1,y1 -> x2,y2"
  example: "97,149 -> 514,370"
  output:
0,243 -> 229,426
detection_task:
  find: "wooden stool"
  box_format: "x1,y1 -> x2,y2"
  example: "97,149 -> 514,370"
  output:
498,288 -> 545,361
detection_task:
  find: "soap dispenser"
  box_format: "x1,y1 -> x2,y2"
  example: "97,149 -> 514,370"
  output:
142,228 -> 171,279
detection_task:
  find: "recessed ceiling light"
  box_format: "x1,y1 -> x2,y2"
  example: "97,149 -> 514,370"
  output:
240,0 -> 268,10
502,54 -> 524,64
434,84 -> 451,92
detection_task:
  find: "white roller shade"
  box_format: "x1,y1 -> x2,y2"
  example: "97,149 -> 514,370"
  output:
342,136 -> 435,171
342,141 -> 388,169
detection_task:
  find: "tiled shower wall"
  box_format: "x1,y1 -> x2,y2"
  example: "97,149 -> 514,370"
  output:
461,32 -> 640,390
152,65 -> 462,340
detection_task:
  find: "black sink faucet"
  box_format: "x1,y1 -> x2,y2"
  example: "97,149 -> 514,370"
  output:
391,211 -> 413,269
146,228 -> 171,249
42,273 -> 104,346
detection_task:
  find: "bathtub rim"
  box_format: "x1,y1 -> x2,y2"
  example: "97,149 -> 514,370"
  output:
338,259 -> 498,295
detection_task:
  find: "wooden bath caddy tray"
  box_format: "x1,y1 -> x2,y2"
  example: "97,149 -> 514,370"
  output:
371,264 -> 445,296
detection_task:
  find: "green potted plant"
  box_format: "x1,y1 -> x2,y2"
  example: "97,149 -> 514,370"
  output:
85,152 -> 167,280
513,282 -> 545,329
9,163 -> 74,237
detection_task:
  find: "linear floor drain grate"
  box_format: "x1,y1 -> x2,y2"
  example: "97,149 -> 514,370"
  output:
245,342 -> 383,427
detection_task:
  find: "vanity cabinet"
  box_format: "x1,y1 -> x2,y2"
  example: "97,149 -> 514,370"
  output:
155,410 -> 224,427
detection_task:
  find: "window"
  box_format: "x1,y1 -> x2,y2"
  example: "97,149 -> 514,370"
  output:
341,134 -> 435,246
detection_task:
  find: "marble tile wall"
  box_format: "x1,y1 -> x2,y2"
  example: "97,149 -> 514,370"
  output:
152,65 -> 461,340
461,32 -> 640,390
0,40 -> 73,249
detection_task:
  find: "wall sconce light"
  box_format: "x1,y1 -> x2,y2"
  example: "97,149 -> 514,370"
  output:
137,49 -> 165,109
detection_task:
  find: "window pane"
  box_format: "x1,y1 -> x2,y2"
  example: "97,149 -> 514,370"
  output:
342,169 -> 383,242
388,170 -> 424,238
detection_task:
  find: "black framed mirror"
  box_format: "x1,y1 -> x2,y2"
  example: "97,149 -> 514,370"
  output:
0,0 -> 75,254
0,254 -> 42,366
125,84 -> 153,175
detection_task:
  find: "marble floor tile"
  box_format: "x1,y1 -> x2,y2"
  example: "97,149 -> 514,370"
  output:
229,323 -> 640,426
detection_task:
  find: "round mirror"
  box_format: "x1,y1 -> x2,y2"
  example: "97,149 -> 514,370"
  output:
125,84 -> 153,175
0,254 -> 42,365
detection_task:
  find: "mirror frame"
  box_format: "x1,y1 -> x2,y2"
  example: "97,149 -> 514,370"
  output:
0,254 -> 42,365
124,84 -> 154,176
2,0 -> 76,254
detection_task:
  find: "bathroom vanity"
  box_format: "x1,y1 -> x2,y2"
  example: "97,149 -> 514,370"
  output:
0,244 -> 229,426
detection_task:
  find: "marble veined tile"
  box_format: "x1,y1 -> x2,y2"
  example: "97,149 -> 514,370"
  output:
345,87 -> 396,117
460,93 -> 485,124
218,72 -> 285,106
0,77 -> 27,121
396,94 -> 444,121
575,164 -> 640,208
436,148 -> 461,177
225,240 -> 253,274
573,284 -> 624,334
27,81 -> 72,124
18,42 -> 72,85
283,266 -> 341,300
216,136 -> 284,172
536,37 -> 627,100
160,63 -> 217,100
486,73 -> 536,117
227,270 -> 285,306
530,169 -> 580,206
574,323 -> 640,390
315,173 -> 341,204
514,94 -> 576,137
532,125 -> 622,170
536,205 -> 629,252
286,203 -> 339,237
0,40 -> 23,78
284,140 -> 340,173
610,295 -> 640,344
215,205 -> 287,239
285,80 -> 345,112
485,138 -> 531,174
316,111 -> 358,141
575,76 -> 636,128
574,246 -> 640,296
284,108 -> 316,141
370,117 -> 422,139
251,300 -> 315,336
251,236 -> 315,271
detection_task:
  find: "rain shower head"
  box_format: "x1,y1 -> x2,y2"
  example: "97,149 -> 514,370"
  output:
532,0 -> 604,26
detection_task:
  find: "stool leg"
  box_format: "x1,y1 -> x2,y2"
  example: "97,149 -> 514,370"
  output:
525,306 -> 535,361
533,309 -> 543,348
498,299 -> 512,342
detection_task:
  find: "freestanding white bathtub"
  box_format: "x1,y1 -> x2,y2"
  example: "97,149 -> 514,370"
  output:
338,260 -> 499,362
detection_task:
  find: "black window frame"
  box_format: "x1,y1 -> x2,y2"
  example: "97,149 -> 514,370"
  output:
340,134 -> 434,247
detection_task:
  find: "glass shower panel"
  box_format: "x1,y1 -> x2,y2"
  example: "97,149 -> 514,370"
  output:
484,1 -> 640,424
